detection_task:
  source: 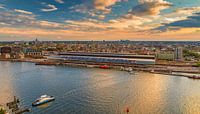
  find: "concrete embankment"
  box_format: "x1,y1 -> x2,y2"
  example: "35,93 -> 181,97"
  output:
0,58 -> 44,63
1,59 -> 199,78
34,61 -> 200,77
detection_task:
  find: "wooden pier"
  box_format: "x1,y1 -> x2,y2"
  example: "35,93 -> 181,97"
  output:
6,96 -> 31,114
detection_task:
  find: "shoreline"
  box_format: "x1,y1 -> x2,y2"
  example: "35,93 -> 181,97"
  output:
1,58 -> 199,78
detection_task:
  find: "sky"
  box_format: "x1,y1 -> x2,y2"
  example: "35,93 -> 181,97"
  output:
0,0 -> 200,41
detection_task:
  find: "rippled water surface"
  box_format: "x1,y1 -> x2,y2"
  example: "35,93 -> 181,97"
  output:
0,62 -> 200,114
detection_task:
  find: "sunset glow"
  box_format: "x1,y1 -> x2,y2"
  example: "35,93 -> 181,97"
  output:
0,0 -> 200,41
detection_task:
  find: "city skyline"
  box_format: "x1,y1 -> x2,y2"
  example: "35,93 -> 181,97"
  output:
0,0 -> 200,41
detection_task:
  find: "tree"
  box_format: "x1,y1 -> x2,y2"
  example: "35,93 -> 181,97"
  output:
195,62 -> 200,67
0,108 -> 5,114
184,50 -> 200,59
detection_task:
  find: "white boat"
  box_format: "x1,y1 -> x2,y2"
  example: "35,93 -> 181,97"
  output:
32,95 -> 55,106
124,67 -> 133,72
129,71 -> 134,74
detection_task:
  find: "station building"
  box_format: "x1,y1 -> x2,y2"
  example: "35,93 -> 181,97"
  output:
48,52 -> 155,65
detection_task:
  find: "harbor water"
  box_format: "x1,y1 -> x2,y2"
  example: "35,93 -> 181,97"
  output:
0,61 -> 200,114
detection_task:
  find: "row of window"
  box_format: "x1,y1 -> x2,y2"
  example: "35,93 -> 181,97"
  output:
27,52 -> 42,56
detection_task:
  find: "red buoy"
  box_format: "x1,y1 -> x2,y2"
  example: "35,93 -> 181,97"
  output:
125,107 -> 130,113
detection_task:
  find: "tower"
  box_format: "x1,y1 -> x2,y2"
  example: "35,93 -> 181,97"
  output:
174,47 -> 183,61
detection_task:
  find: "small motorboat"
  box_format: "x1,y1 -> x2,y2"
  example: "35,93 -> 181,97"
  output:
32,95 -> 55,106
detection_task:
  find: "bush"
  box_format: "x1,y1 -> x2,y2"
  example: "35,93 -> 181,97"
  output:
184,50 -> 200,59
0,108 -> 5,114
196,62 -> 200,67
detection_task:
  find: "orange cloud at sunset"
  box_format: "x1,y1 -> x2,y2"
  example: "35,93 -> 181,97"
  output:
0,27 -> 200,41
0,0 -> 200,41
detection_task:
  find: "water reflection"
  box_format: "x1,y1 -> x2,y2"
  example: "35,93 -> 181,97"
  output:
0,62 -> 200,114
36,102 -> 52,109
0,62 -> 14,106
125,73 -> 167,113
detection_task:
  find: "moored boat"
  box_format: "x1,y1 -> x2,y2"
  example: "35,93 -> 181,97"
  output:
99,65 -> 110,69
188,75 -> 200,79
32,95 -> 55,106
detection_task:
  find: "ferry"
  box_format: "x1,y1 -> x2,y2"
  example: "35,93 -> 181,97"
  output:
32,95 -> 55,106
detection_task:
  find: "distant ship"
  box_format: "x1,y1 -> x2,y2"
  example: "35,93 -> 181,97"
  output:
32,95 -> 55,106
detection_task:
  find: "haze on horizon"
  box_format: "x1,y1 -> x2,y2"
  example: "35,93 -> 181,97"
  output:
0,0 -> 200,41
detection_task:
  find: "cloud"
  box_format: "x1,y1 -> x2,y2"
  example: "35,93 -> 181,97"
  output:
93,0 -> 121,13
64,15 -> 154,32
93,0 -> 128,13
70,0 -> 128,20
98,15 -> 105,19
0,4 -> 5,9
0,9 -> 67,30
154,7 -> 200,32
41,4 -> 57,12
168,14 -> 200,27
130,0 -> 172,16
2,27 -> 200,41
1,1 -> 200,41
14,9 -> 33,15
65,19 -> 108,31
1,8 -> 200,41
2,3 -> 199,35
0,27 -> 153,41
157,27 -> 200,40
69,4 -> 91,14
0,10 -> 36,27
55,0 -> 64,4
157,13 -> 200,32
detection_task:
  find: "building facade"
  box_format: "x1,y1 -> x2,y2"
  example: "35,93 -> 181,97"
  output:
0,47 -> 12,59
174,47 -> 183,61
156,52 -> 174,61
48,52 -> 156,65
